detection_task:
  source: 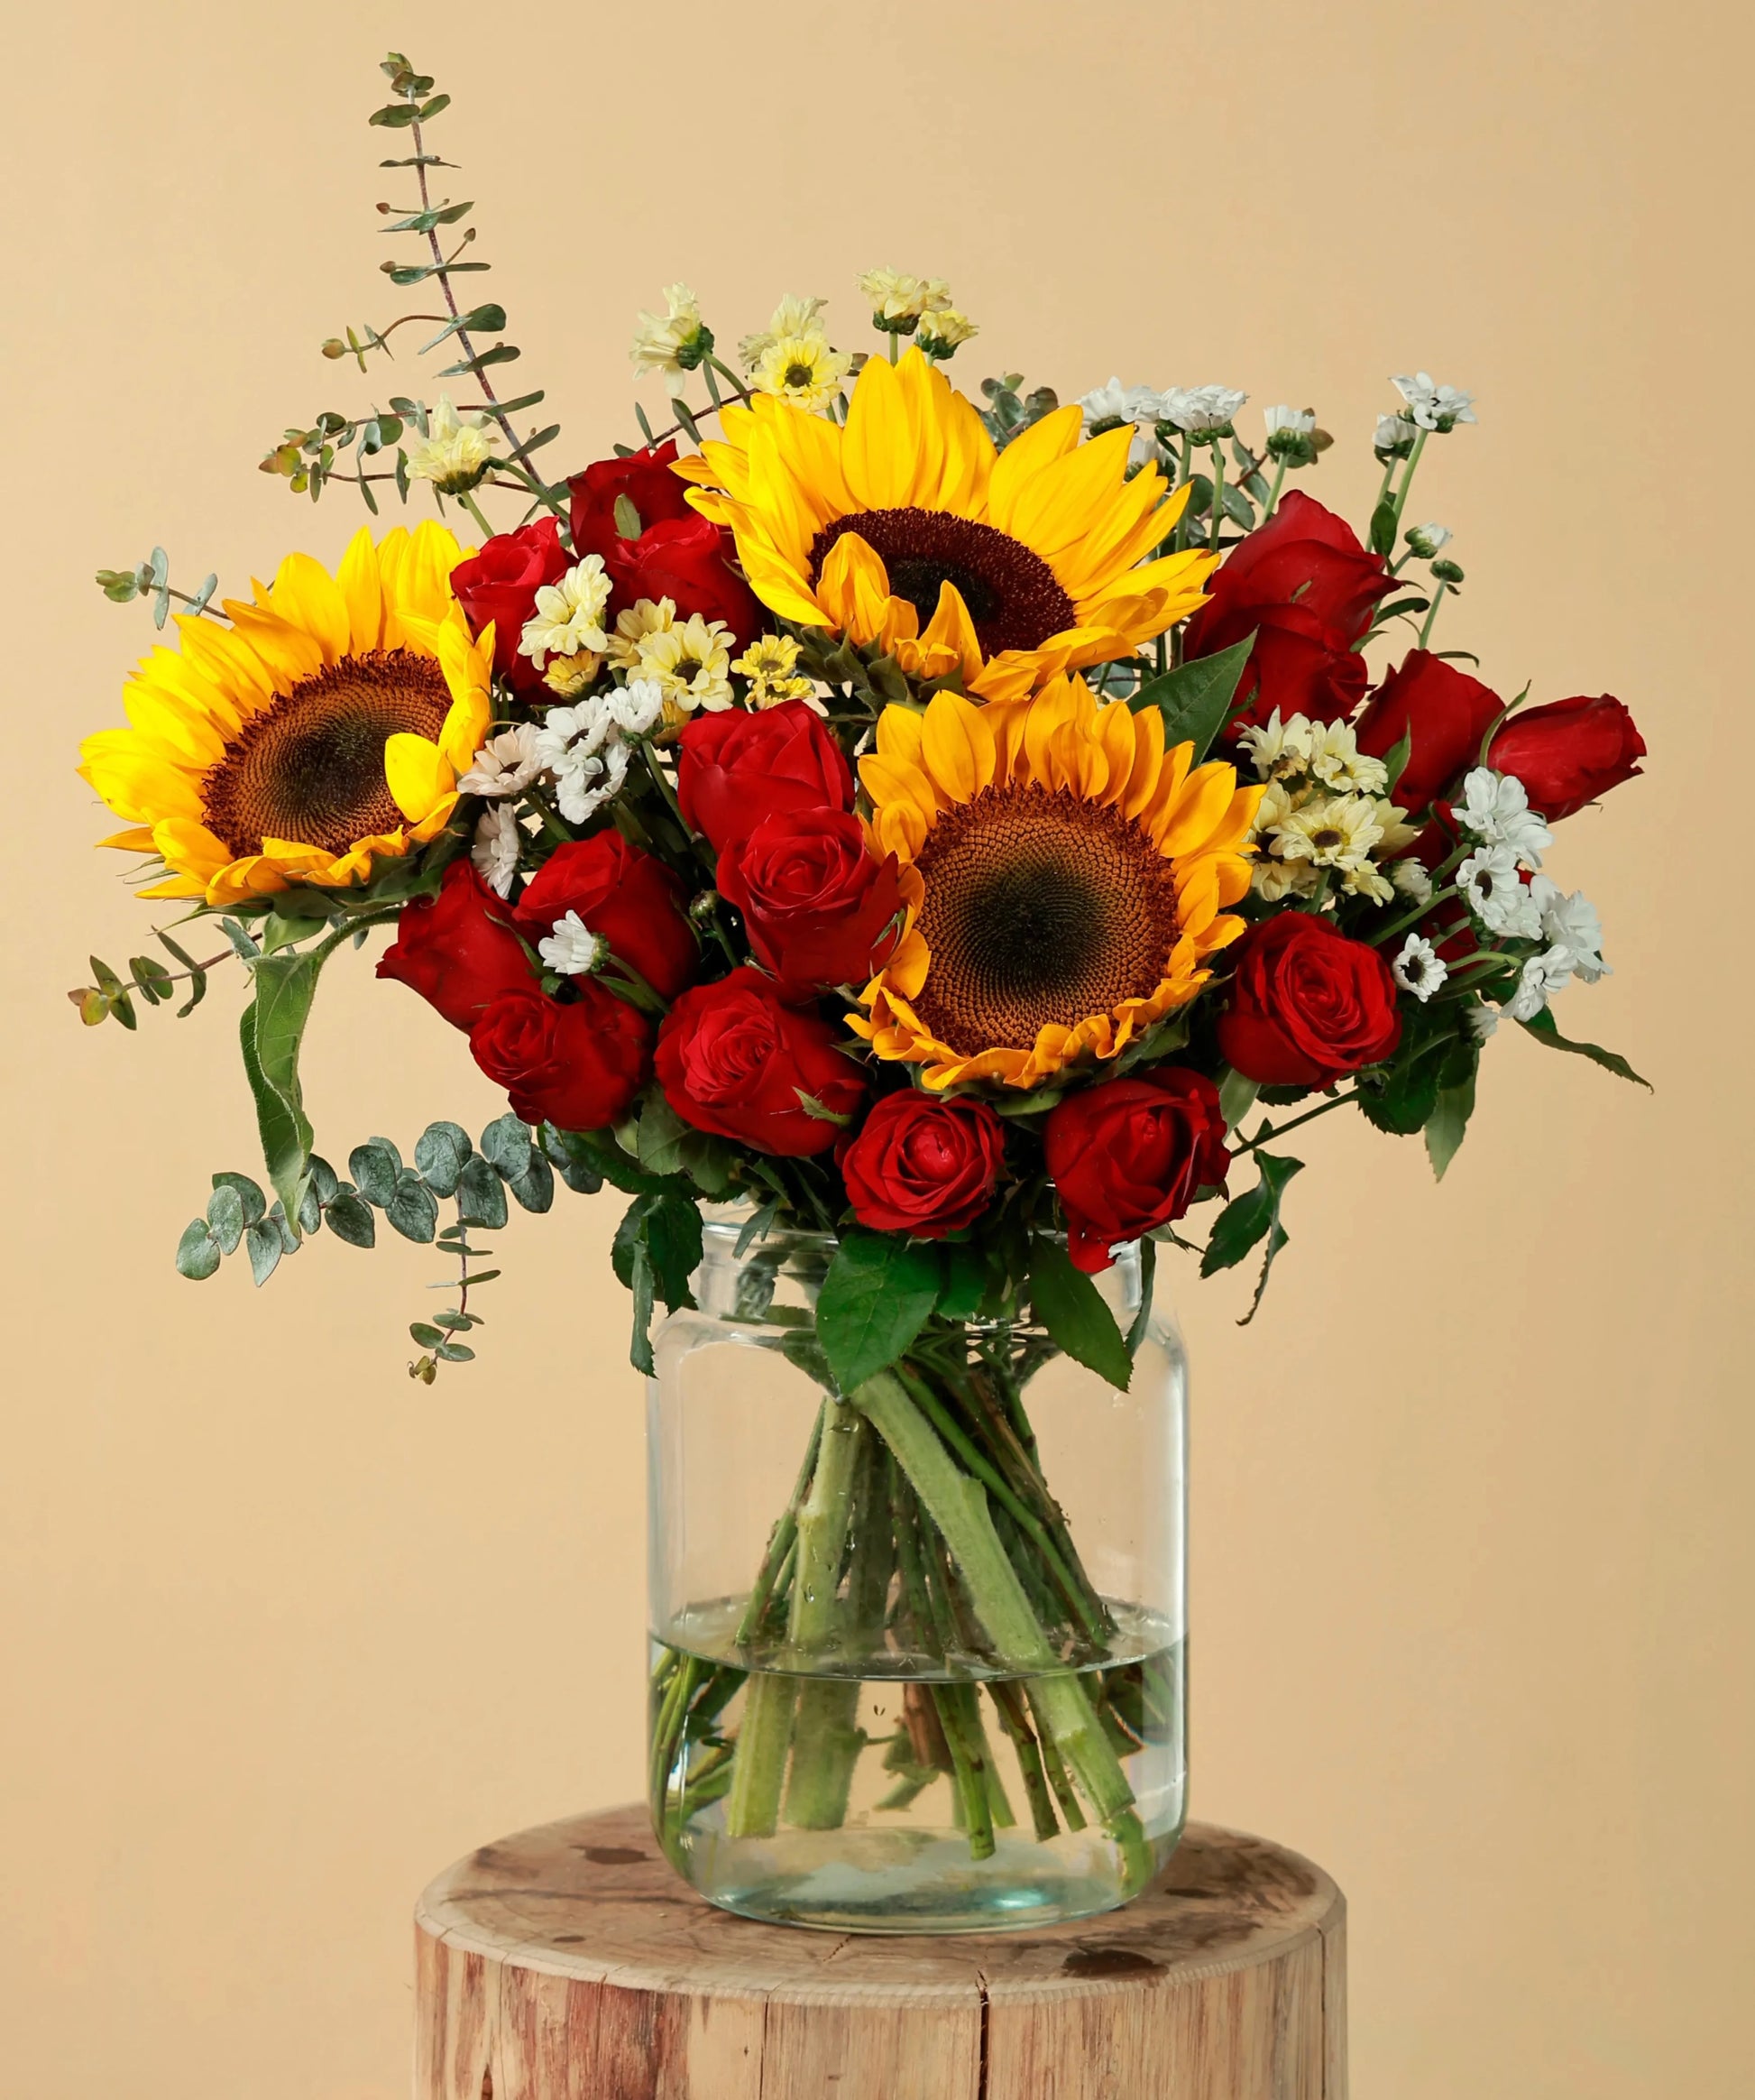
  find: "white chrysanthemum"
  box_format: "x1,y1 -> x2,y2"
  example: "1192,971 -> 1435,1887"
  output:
459,723 -> 544,799
404,395 -> 498,495
630,283 -> 709,382
739,294 -> 831,371
1391,372 -> 1477,430
1458,766 -> 1553,867
520,557 -> 612,670
1392,934 -> 1448,1002
606,595 -> 675,671
538,910 -> 610,977
471,804 -> 525,898
1160,383 -> 1247,435
1507,944 -> 1575,1022
1374,411 -> 1419,454
1078,379 -> 1171,468
1467,1001 -> 1501,1041
751,332 -> 853,411
1406,520 -> 1453,557
1458,843 -> 1543,937
1392,859 -> 1436,907
1263,404 -> 1317,436
605,677 -> 667,738
636,613 -> 735,713
1236,710 -> 1314,781
1273,792 -> 1386,870
552,738 -> 630,825
856,268 -> 951,322
1529,878 -> 1611,982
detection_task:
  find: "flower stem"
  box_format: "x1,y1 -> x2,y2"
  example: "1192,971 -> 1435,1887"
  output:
1416,579 -> 1449,649
457,489 -> 495,542
1229,1088 -> 1357,1159
1262,456 -> 1289,520
1207,442 -> 1227,553
1389,426 -> 1429,542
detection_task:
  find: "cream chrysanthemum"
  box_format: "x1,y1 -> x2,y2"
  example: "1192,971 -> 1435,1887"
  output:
751,332 -> 853,412
606,595 -> 675,671
851,677 -> 1260,1089
635,613 -> 734,714
404,396 -> 498,494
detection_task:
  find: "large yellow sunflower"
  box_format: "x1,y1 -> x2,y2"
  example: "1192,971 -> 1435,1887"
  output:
79,522 -> 492,905
851,678 -> 1262,1089
675,349 -> 1216,703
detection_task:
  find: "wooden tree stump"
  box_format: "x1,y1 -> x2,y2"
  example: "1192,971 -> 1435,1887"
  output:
415,1804 -> 1346,2099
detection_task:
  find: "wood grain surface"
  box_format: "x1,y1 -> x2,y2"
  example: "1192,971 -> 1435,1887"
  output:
414,1804 -> 1346,2098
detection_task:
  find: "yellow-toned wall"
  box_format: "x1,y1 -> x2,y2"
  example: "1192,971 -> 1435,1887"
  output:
5,4 -> 1750,2094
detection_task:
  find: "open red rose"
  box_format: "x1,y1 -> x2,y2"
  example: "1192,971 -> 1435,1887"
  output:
655,967 -> 866,1156
716,810 -> 905,993
1355,649 -> 1505,811
567,443 -> 697,564
1045,1070 -> 1230,1274
840,1091 -> 1006,1239
468,984 -> 650,1133
1489,694 -> 1646,820
376,861 -> 534,1029
676,700 -> 853,855
605,511 -> 762,645
448,518 -> 572,695
1183,492 -> 1394,731
1217,913 -> 1402,1088
511,834 -> 697,1002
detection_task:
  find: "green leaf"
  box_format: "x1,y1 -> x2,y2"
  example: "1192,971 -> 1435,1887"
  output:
1518,1009 -> 1652,1089
414,1120 -> 472,1196
324,1191 -> 376,1248
936,1244 -> 987,1322
1425,1054 -> 1478,1181
435,1341 -> 475,1363
1381,726 -> 1414,795
1198,1152 -> 1304,1325
635,1090 -> 690,1177
644,1193 -> 703,1312
409,1322 -> 446,1348
541,1123 -> 603,1194
175,1220 -> 221,1280
1028,1238 -> 1133,1389
241,947 -> 328,1229
244,1220 -> 283,1286
1368,497 -> 1398,557
219,916 -> 262,961
210,1172 -> 266,1225
816,1230 -> 942,1392
206,1184 -> 246,1255
456,1155 -> 509,1229
629,1242 -> 657,1375
678,1130 -> 736,1197
1217,1064 -> 1259,1132
348,1140 -> 400,1209
386,1173 -> 439,1243
1128,633 -> 1255,761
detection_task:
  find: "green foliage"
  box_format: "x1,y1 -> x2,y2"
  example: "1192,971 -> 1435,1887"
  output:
1425,1049 -> 1479,1182
977,374 -> 1061,450
815,1230 -> 942,1393
1518,1009 -> 1652,1089
613,1192 -> 705,1375
1027,1239 -> 1133,1390
94,548 -> 218,629
1128,634 -> 1255,761
1199,1151 -> 1305,1325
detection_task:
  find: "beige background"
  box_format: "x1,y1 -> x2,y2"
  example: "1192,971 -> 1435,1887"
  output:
5,2 -> 1750,2094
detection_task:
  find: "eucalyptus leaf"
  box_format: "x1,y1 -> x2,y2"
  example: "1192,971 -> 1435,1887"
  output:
509,1152 -> 555,1213
175,1220 -> 221,1281
386,1173 -> 440,1244
324,1191 -> 376,1248
414,1120 -> 472,1197
349,1140 -> 400,1209
245,1220 -> 283,1286
456,1155 -> 509,1229
206,1184 -> 246,1255
210,1172 -> 266,1226
480,1112 -> 535,1181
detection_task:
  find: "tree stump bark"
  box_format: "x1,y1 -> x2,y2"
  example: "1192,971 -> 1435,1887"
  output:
415,1804 -> 1346,2099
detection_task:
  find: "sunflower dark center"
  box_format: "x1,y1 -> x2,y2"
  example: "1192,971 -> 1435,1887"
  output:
909,784 -> 1181,1055
201,649 -> 451,858
809,508 -> 1077,659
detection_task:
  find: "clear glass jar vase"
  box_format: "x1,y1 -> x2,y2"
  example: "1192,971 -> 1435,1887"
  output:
647,1212 -> 1187,1934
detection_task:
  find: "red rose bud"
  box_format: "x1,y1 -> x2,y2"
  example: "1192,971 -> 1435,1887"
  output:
376,861 -> 535,1030
567,442 -> 697,564
1217,913 -> 1403,1089
676,699 -> 853,855
1355,649 -> 1505,811
1488,694 -> 1646,821
655,967 -> 866,1156
841,1091 -> 1006,1239
511,833 -> 697,1002
605,511 -> 762,647
1183,491 -> 1394,731
1045,1070 -> 1230,1275
716,810 -> 905,993
448,517 -> 572,695
468,984 -> 650,1134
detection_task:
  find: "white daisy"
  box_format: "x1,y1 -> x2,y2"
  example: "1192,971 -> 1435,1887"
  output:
551,738 -> 630,825
538,910 -> 610,977
1458,767 -> 1553,867
1405,521 -> 1452,557
1392,934 -> 1448,1002
1392,859 -> 1436,907
1507,944 -> 1575,1022
459,723 -> 544,798
1529,878 -> 1611,982
1467,1001 -> 1501,1042
605,677 -> 667,738
1458,843 -> 1543,937
471,804 -> 525,898
1263,404 -> 1316,436
1390,373 -> 1477,431
1374,411 -> 1419,455
1159,383 -> 1248,435
532,698 -> 611,773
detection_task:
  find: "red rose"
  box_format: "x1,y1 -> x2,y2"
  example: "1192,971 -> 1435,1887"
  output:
567,443 -> 697,564
716,810 -> 905,993
1355,649 -> 1505,811
1044,1070 -> 1230,1275
840,1091 -> 1006,1239
376,861 -> 534,1029
1488,695 -> 1646,821
676,700 -> 854,855
1217,913 -> 1403,1088
605,511 -> 762,645
655,967 -> 866,1156
468,984 -> 650,1133
1182,492 -> 1394,731
449,518 -> 572,695
511,834 -> 697,1002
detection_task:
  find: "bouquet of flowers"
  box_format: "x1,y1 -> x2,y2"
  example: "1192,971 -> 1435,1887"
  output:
71,55 -> 1647,1920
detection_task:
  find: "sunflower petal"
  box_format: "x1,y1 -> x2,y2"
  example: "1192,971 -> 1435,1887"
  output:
920,689 -> 996,803
383,732 -> 454,824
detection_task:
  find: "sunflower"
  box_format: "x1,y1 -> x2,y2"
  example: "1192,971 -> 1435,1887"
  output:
79,523 -> 492,904
675,348 -> 1216,704
850,678 -> 1263,1089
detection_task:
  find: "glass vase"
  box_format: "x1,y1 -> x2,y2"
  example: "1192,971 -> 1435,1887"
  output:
646,1211 -> 1187,1934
